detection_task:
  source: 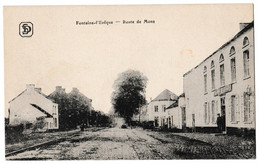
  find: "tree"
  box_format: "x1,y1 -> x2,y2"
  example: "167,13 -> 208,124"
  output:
111,70 -> 148,125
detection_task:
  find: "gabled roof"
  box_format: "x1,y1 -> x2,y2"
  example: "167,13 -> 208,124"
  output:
30,104 -> 53,118
8,89 -> 26,103
152,89 -> 178,102
9,88 -> 51,103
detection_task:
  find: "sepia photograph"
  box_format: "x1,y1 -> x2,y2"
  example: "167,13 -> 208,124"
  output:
3,4 -> 255,160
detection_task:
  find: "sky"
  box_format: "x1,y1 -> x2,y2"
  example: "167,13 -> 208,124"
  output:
4,4 -> 253,116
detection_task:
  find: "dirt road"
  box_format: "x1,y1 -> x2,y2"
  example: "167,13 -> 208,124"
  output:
6,127 -> 255,160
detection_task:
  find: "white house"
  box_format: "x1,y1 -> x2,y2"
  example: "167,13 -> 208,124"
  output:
147,89 -> 178,127
8,84 -> 59,130
183,22 -> 255,135
166,93 -> 186,130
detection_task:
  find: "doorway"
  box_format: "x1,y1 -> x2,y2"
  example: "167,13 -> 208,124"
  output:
220,97 -> 226,132
181,107 -> 186,130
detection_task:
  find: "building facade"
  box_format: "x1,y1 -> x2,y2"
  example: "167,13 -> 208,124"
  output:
8,84 -> 59,130
183,22 -> 255,135
166,94 -> 186,130
147,89 -> 178,127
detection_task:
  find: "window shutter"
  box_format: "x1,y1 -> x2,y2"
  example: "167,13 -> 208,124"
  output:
204,103 -> 207,124
216,100 -> 219,115
241,94 -> 244,122
250,95 -> 254,122
208,102 -> 211,124
236,95 -> 240,122
228,97 -> 231,123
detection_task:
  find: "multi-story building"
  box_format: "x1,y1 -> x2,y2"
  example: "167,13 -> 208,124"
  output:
147,89 -> 178,127
8,84 -> 59,130
166,93 -> 186,130
183,22 -> 254,135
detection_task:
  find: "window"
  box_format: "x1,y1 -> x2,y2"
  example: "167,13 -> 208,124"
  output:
154,105 -> 158,112
204,74 -> 207,93
243,50 -> 250,78
211,69 -> 215,90
229,46 -> 236,56
211,60 -> 215,68
244,93 -> 251,122
219,54 -> 224,63
231,58 -> 236,82
204,102 -> 208,124
162,105 -> 166,112
204,66 -> 207,73
220,64 -> 225,86
243,37 -> 249,47
208,103 -> 211,124
231,95 -> 236,122
211,101 -> 216,124
54,118 -> 57,127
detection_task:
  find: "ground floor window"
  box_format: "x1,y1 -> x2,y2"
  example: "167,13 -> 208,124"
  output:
54,118 -> 57,127
244,92 -> 251,122
231,95 -> 236,122
211,101 -> 216,124
204,102 -> 208,124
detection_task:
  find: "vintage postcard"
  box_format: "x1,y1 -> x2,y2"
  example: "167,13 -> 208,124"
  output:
4,4 -> 255,160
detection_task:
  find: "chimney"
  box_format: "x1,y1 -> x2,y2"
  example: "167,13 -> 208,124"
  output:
35,88 -> 42,92
56,86 -> 62,91
239,23 -> 250,31
72,87 -> 79,93
26,84 -> 35,91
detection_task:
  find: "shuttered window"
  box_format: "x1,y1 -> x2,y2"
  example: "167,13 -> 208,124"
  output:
204,102 -> 208,124
231,95 -> 236,122
211,69 -> 215,90
243,50 -> 250,78
204,74 -> 207,93
231,58 -> 236,82
244,93 -> 251,122
220,64 -> 225,86
211,101 -> 216,124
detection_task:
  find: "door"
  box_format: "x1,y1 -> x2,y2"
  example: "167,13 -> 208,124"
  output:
192,114 -> 195,132
181,107 -> 186,129
220,97 -> 226,132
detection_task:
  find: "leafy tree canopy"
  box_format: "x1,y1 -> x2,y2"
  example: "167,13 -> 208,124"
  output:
111,70 -> 148,124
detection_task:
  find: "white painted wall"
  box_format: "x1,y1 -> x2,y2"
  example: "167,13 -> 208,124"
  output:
9,85 -> 59,129
184,25 -> 255,129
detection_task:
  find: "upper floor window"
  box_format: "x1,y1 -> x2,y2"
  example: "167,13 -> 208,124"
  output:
211,69 -> 215,90
162,105 -> 166,112
243,50 -> 250,78
211,60 -> 215,68
243,37 -> 249,47
203,66 -> 207,73
229,46 -> 236,56
219,54 -> 224,63
220,64 -> 225,86
204,74 -> 207,93
231,57 -> 236,82
154,105 -> 158,112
